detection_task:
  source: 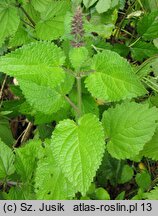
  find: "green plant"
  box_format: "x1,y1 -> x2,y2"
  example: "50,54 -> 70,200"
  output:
0,0 -> 158,200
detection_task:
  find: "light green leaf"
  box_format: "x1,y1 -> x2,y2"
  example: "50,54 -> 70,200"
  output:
136,172 -> 151,191
85,51 -> 146,102
84,9 -> 117,39
35,153 -> 75,200
141,128 -> 158,160
51,114 -> 105,194
95,188 -> 110,200
24,2 -> 41,23
96,0 -> 111,13
83,0 -> 98,8
20,80 -> 66,115
0,1 -> 20,45
15,139 -> 41,182
35,0 -> 70,40
119,0 -> 125,9
102,102 -> 158,159
0,139 -> 15,180
115,191 -> 125,200
31,0 -> 52,12
0,41 -> 65,88
144,185 -> 158,200
69,47 -> 89,71
137,11 -> 158,40
18,72 -> 74,116
146,0 -> 158,12
111,0 -> 119,8
0,41 -> 70,116
85,22 -> 114,39
3,185 -> 34,200
31,96 -> 71,124
36,17 -> 65,40
9,25 -> 34,47
132,188 -> 144,200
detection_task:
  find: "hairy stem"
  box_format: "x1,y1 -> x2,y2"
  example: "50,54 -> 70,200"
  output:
76,76 -> 82,118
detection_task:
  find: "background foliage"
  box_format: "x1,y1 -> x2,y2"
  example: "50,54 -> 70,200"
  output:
0,0 -> 158,200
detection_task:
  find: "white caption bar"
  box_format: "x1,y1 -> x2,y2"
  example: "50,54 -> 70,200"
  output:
0,200 -> 157,216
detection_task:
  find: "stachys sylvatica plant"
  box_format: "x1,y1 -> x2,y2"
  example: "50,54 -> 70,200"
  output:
0,0 -> 158,200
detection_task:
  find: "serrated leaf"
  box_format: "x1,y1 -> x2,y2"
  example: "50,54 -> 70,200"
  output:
18,73 -> 74,116
85,51 -> 146,102
141,128 -> 158,160
0,41 -> 71,116
144,185 -> 158,200
35,154 -> 75,200
15,139 -> 41,182
69,47 -> 89,71
130,41 -> 158,61
102,102 -> 158,159
0,41 -> 65,88
3,185 -> 34,200
33,102 -> 70,125
19,80 -> 66,115
96,0 -> 111,13
35,141 -> 75,199
15,74 -> 74,124
51,114 -> 105,194
35,1 -> 70,40
0,1 -> 20,45
137,11 -> 158,40
9,25 -> 34,47
0,139 -> 15,180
